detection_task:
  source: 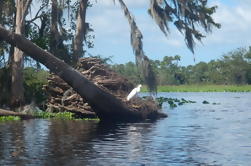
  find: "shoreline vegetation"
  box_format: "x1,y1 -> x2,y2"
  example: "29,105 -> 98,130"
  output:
1,84 -> 250,122
0,109 -> 100,122
142,85 -> 251,92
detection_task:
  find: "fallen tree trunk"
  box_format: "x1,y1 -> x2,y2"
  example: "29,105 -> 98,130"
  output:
0,109 -> 34,119
0,25 -> 166,122
44,57 -> 135,118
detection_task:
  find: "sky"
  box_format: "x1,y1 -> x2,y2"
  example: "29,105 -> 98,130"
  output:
86,0 -> 251,66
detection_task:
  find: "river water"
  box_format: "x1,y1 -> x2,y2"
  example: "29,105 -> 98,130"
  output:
0,92 -> 251,166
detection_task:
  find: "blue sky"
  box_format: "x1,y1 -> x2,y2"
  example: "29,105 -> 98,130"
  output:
86,0 -> 251,66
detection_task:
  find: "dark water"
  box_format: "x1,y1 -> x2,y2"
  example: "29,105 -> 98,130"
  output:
1,92 -> 251,166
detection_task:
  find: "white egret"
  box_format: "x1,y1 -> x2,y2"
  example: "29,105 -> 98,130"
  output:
126,84 -> 142,101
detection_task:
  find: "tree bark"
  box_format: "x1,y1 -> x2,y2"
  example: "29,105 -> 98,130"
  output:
11,0 -> 32,108
50,0 -> 59,56
49,0 -> 71,64
0,109 -> 34,119
0,25 -> 153,122
73,0 -> 88,64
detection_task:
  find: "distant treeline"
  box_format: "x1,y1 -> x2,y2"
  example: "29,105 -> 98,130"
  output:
111,47 -> 251,85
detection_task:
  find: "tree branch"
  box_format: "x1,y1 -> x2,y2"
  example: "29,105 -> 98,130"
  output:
26,4 -> 47,23
23,0 -> 33,16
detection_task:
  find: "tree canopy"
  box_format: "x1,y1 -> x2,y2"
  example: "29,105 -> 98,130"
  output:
112,47 -> 251,85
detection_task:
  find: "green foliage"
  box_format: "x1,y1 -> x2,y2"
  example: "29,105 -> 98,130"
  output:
1,0 -> 95,68
113,47 -> 251,86
0,116 -> 21,122
112,62 -> 142,85
34,112 -> 75,120
23,67 -> 49,104
34,111 -> 100,121
0,67 -> 49,106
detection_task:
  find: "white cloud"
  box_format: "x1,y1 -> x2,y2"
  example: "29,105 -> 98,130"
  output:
204,1 -> 251,45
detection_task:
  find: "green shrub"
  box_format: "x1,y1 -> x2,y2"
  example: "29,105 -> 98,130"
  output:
23,67 -> 49,104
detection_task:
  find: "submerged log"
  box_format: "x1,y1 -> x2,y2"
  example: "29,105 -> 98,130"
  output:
0,25 -> 167,122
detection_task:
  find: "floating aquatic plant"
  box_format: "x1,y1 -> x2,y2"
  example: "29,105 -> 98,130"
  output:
0,116 -> 21,122
34,112 -> 75,119
153,97 -> 196,108
202,100 -> 210,104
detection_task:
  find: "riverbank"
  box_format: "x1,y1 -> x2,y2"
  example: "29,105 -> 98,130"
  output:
0,108 -> 100,122
142,85 -> 251,92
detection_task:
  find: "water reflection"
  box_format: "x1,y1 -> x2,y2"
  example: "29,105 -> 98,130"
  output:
44,120 -> 100,166
0,92 -> 251,166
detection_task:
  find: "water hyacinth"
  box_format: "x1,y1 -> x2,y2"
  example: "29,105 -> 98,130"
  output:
142,96 -> 196,108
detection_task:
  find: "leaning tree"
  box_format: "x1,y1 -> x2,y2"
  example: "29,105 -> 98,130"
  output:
0,0 -> 220,121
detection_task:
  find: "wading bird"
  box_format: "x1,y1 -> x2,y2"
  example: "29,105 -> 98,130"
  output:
126,84 -> 142,101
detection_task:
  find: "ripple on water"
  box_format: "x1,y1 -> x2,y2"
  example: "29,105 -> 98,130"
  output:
0,92 -> 251,165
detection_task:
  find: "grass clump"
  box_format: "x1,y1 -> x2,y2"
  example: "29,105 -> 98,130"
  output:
34,111 -> 100,121
0,116 -> 21,122
142,85 -> 251,92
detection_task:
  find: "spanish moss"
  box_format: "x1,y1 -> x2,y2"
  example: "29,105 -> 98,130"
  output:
148,0 -> 220,53
117,0 -> 157,93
